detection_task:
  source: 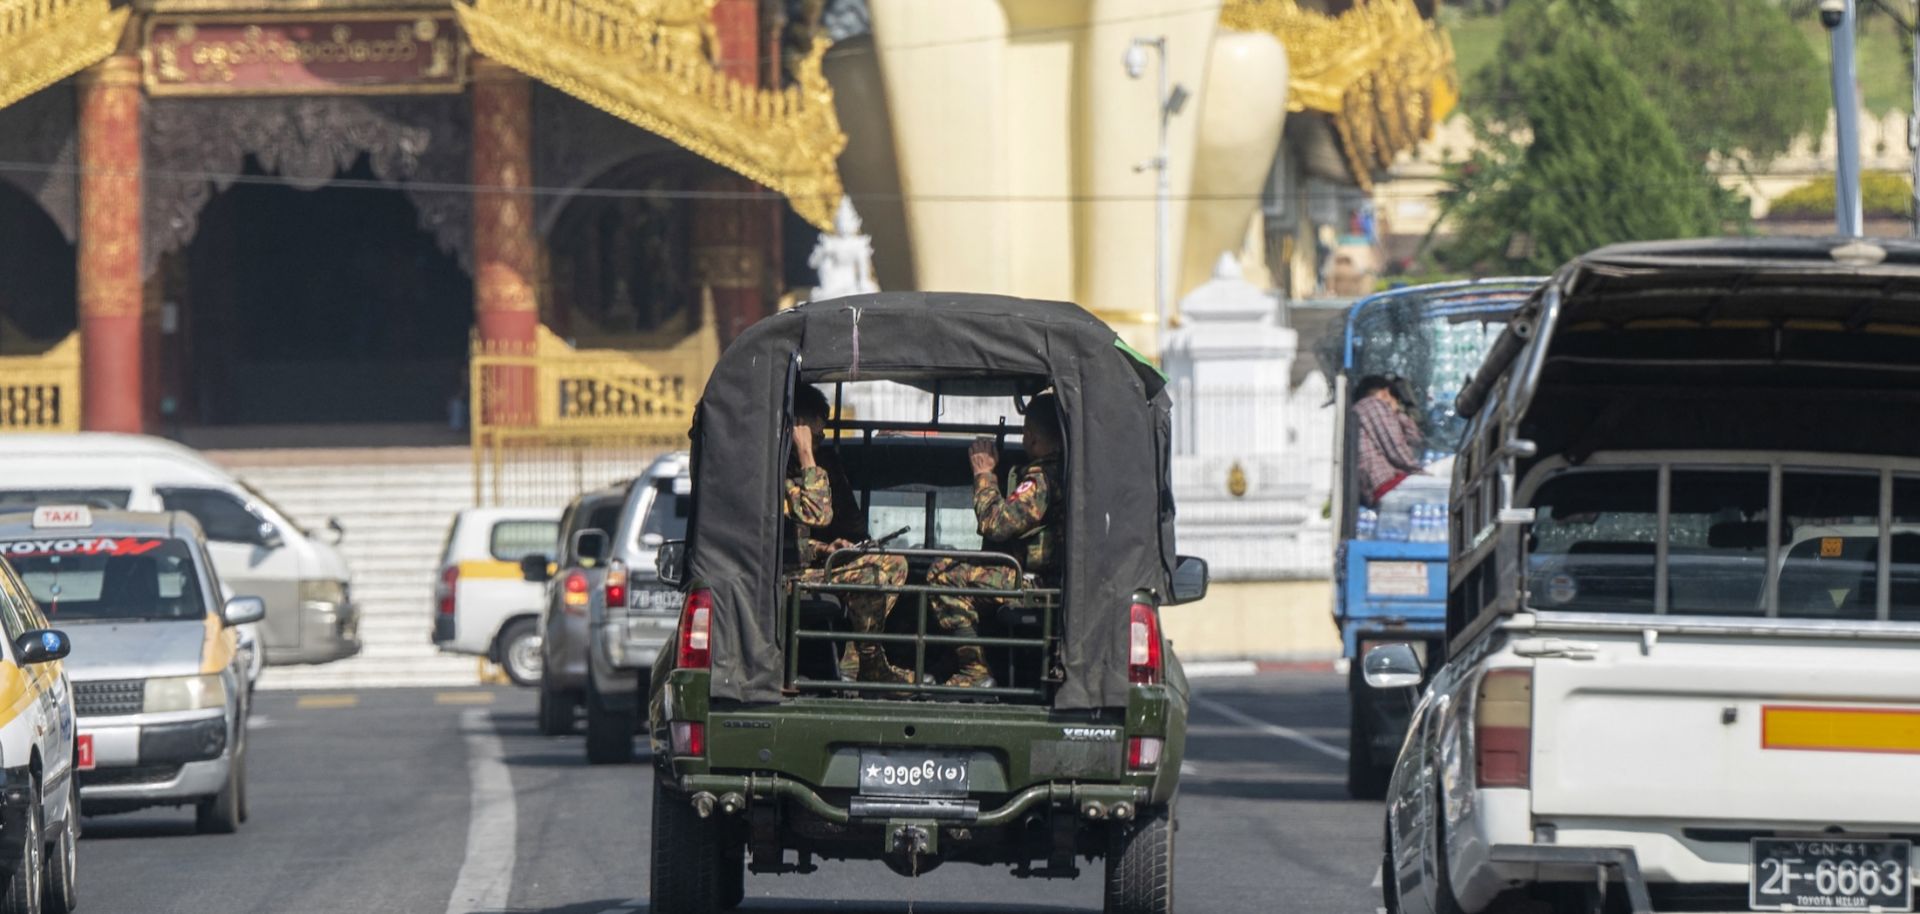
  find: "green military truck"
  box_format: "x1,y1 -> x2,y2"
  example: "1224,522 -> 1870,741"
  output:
647,293 -> 1207,914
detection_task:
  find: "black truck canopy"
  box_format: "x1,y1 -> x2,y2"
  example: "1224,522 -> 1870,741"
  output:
686,292 -> 1174,709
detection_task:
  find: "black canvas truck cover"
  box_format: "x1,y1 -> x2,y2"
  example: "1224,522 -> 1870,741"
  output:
685,292 -> 1175,709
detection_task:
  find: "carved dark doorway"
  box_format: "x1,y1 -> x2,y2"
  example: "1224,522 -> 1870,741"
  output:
175,155 -> 473,426
0,181 -> 76,356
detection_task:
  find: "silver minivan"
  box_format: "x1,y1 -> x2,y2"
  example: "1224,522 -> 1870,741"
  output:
0,508 -> 261,833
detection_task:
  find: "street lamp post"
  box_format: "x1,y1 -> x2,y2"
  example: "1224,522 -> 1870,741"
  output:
1822,0 -> 1865,236
1124,37 -> 1189,355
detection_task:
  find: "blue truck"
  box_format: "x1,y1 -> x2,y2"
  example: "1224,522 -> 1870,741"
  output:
1330,278 -> 1541,798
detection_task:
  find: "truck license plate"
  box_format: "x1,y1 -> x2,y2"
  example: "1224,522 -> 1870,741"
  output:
1367,561 -> 1429,597
858,750 -> 969,798
1751,838 -> 1911,912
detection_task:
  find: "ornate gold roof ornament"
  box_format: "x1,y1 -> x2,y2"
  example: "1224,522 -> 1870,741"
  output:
455,0 -> 847,228
1221,0 -> 1457,190
0,0 -> 130,111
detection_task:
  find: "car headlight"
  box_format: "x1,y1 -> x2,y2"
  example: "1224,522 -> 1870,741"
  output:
300,579 -> 347,611
144,674 -> 227,713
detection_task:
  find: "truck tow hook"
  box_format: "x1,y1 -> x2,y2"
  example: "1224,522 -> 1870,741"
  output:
1081,801 -> 1107,820
719,792 -> 747,816
690,792 -> 717,818
1109,802 -> 1135,821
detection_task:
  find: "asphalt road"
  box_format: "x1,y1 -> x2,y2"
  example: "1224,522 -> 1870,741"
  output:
76,671 -> 1379,913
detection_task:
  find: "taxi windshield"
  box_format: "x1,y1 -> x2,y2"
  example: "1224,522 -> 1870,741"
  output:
2,538 -> 209,622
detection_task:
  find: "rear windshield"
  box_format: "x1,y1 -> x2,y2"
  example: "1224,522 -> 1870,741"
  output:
0,489 -> 131,510
1527,464 -> 1920,622
490,520 -> 558,562
2,538 -> 208,622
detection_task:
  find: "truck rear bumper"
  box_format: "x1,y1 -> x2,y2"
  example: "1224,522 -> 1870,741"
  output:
1486,845 -> 1653,914
677,772 -> 1146,827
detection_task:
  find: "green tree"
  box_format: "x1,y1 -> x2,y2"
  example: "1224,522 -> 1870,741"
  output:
1617,0 -> 1827,166
1470,0 -> 1826,168
1438,33 -> 1729,274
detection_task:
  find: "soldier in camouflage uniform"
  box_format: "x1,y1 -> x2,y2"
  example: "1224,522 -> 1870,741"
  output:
926,393 -> 1064,688
784,385 -> 914,684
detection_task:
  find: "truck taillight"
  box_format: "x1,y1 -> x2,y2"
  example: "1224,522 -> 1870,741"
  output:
1475,668 -> 1532,788
671,720 -> 706,756
1128,601 -> 1162,685
676,588 -> 713,670
1127,737 -> 1163,772
562,570 -> 589,614
437,566 -> 458,617
605,560 -> 628,608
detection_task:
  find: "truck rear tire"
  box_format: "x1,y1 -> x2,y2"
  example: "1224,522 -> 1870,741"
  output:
0,778 -> 42,914
537,680 -> 574,736
1104,804 -> 1174,914
649,775 -> 726,914
584,683 -> 635,765
496,619 -> 543,687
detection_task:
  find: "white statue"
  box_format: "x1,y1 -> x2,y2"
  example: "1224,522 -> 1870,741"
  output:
808,196 -> 879,301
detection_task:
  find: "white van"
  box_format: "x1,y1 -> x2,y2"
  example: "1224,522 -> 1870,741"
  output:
0,433 -> 359,667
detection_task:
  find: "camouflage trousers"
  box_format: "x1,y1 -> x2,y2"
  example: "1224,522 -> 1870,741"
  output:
799,553 -> 908,682
924,558 -> 1019,631
924,559 -> 1015,686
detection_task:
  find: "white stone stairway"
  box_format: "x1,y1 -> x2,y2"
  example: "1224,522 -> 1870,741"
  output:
207,447 -> 499,690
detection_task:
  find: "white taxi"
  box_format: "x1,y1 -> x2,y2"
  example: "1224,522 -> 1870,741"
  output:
0,506 -> 259,838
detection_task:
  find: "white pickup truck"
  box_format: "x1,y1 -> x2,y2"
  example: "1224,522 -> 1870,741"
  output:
1375,238 -> 1920,914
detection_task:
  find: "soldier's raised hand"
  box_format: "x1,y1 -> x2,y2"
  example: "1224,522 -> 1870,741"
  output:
792,422 -> 816,468
969,436 -> 998,476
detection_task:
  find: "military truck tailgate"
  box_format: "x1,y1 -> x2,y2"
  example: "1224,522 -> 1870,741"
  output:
703,699 -> 1159,792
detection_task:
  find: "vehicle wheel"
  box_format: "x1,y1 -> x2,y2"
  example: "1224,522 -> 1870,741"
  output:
537,679 -> 574,736
43,777 -> 74,914
1381,818 -> 1401,914
496,620 -> 543,688
195,752 -> 243,835
584,683 -> 636,765
0,778 -> 43,914
719,825 -> 746,910
1347,677 -> 1390,800
1104,804 -> 1173,914
649,774 -> 722,914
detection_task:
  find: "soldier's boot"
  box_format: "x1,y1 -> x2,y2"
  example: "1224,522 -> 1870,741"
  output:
945,640 -> 995,689
858,644 -> 916,684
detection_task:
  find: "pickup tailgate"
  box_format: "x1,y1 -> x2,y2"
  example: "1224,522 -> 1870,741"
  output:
1528,623 -> 1920,826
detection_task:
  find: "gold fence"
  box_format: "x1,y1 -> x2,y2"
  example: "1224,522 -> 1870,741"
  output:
0,333 -> 81,432
470,300 -> 719,506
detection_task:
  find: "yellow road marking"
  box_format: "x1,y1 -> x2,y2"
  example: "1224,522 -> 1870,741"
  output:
435,691 -> 496,706
296,694 -> 360,710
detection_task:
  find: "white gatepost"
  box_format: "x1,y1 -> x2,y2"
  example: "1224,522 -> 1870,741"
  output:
1160,253 -> 1330,579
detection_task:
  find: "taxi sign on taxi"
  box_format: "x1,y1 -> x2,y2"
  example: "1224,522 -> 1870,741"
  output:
31,505 -> 92,529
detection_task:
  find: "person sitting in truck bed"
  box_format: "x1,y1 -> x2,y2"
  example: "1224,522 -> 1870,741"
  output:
785,384 -> 916,684
926,392 -> 1065,689
1352,374 -> 1426,507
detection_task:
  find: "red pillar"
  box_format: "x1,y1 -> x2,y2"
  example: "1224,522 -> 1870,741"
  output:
471,58 -> 538,423
695,0 -> 776,347
78,55 -> 144,433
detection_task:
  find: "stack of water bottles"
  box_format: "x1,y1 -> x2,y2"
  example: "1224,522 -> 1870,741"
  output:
1369,474 -> 1452,543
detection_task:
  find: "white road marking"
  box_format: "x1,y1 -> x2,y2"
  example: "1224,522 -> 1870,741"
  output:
446,708 -> 516,914
1180,761 -> 1198,776
1193,696 -> 1350,763
1183,660 -> 1258,679
1371,863 -> 1384,889
593,908 -> 636,914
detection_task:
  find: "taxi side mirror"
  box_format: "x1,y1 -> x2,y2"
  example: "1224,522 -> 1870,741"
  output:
1361,642 -> 1424,690
656,540 -> 687,589
16,629 -> 70,665
1165,555 -> 1209,605
520,554 -> 552,583
223,596 -> 267,627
